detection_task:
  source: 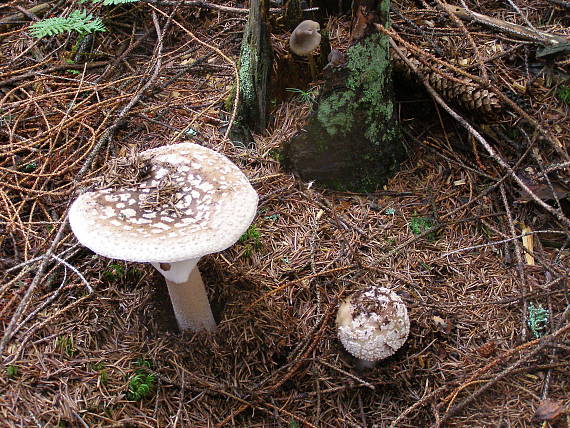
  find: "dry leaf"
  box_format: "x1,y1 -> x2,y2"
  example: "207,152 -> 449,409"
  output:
351,6 -> 377,42
521,223 -> 535,266
533,399 -> 565,422
477,341 -> 497,358
432,315 -> 451,334
517,179 -> 570,203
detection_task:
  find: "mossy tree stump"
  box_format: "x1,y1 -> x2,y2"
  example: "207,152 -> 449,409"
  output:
230,0 -> 272,146
282,0 -> 406,191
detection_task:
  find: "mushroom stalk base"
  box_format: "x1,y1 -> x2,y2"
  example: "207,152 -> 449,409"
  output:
355,358 -> 376,371
308,55 -> 317,81
164,268 -> 216,332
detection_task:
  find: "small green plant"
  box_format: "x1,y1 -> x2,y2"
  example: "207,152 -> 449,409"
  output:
135,358 -> 152,369
91,362 -> 108,384
557,85 -> 570,104
240,225 -> 261,246
268,148 -> 284,162
29,0 -> 140,40
127,372 -> 155,400
103,263 -> 125,282
20,162 -> 37,173
185,128 -> 198,137
286,87 -> 318,104
528,303 -> 549,338
127,360 -> 155,401
289,418 -> 300,428
91,362 -> 105,371
99,369 -> 109,385
56,335 -> 75,357
264,213 -> 280,221
409,216 -> 436,241
239,225 -> 262,258
29,10 -> 106,39
6,365 -> 18,378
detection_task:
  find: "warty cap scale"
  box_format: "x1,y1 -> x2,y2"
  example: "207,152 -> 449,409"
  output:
69,143 -> 258,263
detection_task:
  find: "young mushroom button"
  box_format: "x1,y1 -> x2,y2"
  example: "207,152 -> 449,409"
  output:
336,286 -> 410,369
289,20 -> 321,80
69,143 -> 258,332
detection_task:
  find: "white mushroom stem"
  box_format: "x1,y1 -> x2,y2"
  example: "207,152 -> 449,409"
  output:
152,259 -> 216,332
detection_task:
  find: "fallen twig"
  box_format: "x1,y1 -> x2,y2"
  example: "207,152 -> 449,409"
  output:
438,2 -> 569,46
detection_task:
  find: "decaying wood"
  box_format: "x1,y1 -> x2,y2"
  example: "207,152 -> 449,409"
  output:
229,0 -> 272,145
0,2 -> 53,26
281,0 -> 303,29
439,3 -> 569,47
283,0 -> 406,191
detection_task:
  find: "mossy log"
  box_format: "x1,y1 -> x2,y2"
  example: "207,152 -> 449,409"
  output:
282,0 -> 406,191
230,0 -> 273,146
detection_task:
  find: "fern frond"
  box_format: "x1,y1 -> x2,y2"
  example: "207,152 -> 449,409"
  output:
29,17 -> 72,38
29,9 -> 106,39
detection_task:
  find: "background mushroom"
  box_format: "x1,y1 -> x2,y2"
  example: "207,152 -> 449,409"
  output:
289,20 -> 321,80
336,286 -> 410,369
69,143 -> 258,332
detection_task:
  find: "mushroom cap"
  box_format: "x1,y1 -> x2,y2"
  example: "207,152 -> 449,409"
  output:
69,143 -> 258,263
336,286 -> 409,362
289,20 -> 321,56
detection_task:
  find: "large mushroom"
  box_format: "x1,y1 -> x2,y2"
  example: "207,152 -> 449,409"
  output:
69,143 -> 258,332
336,286 -> 410,369
289,20 -> 321,80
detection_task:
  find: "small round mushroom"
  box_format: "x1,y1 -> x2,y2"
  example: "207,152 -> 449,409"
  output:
336,286 -> 409,368
289,20 -> 321,80
323,48 -> 345,71
69,143 -> 258,332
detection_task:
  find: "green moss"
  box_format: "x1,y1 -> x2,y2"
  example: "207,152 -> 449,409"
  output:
377,0 -> 390,25
315,33 -> 395,145
316,91 -> 353,137
283,23 -> 405,192
6,365 -> 18,378
558,85 -> 570,104
238,44 -> 255,106
346,34 -> 393,144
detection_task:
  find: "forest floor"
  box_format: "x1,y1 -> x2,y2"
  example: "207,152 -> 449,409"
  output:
0,0 -> 569,426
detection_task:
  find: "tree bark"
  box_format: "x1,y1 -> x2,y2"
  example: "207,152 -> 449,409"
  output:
230,0 -> 273,146
282,0 -> 406,192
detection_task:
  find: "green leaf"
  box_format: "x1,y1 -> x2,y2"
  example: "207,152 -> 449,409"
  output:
239,225 -> 261,249
557,86 -> 570,105
6,365 -> 18,378
29,9 -> 106,39
528,303 -> 549,338
409,216 -> 437,241
127,368 -> 156,401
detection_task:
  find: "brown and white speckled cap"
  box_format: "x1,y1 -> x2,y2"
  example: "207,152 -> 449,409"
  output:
336,286 -> 410,362
69,143 -> 258,263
